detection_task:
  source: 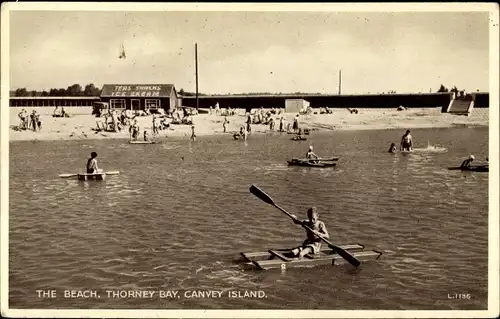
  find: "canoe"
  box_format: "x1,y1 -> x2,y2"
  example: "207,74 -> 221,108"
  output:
241,244 -> 382,270
287,159 -> 337,167
448,165 -> 488,172
129,140 -> 159,144
59,171 -> 120,180
287,129 -> 310,135
291,157 -> 339,161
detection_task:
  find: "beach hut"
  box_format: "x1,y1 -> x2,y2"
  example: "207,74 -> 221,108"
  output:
285,99 -> 310,113
100,84 -> 179,113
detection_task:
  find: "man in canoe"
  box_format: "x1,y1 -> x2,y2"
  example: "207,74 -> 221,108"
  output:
400,129 -> 413,151
290,207 -> 329,258
460,154 -> 475,168
86,152 -> 103,174
306,145 -> 319,163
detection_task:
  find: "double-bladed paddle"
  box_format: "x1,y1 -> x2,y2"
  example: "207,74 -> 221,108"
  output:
249,185 -> 361,268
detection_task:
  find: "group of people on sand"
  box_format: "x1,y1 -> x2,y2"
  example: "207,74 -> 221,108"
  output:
209,103 -> 237,116
53,106 -> 69,118
17,109 -> 42,132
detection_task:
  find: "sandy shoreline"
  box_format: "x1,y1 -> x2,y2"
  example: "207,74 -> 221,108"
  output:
8,106 -> 489,142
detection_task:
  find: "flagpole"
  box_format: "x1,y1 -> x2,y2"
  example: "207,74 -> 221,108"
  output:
195,43 -> 199,110
338,69 -> 342,95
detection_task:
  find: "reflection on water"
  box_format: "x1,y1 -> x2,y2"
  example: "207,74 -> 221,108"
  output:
9,128 -> 488,310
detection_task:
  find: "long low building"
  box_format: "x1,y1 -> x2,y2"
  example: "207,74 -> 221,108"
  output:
9,96 -> 100,107
9,91 -> 489,110
180,92 -> 490,110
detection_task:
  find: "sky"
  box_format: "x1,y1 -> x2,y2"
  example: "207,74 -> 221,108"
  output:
7,7 -> 492,94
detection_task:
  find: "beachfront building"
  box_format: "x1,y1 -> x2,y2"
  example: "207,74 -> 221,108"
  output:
285,99 -> 310,113
9,96 -> 100,107
99,84 -> 180,113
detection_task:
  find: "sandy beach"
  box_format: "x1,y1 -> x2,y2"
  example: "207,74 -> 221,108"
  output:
8,106 -> 489,142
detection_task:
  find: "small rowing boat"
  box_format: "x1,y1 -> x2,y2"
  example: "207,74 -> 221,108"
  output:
448,165 -> 488,172
287,159 -> 337,167
59,171 -> 120,180
241,244 -> 382,270
291,136 -> 307,141
287,129 -> 310,135
129,140 -> 159,144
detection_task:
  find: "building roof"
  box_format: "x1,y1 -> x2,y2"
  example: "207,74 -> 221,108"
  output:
10,96 -> 100,100
101,84 -> 176,98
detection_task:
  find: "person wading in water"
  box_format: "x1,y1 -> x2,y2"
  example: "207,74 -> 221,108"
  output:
400,130 -> 413,151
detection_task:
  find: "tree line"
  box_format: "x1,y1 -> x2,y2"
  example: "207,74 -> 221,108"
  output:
437,84 -> 462,93
10,83 -> 102,97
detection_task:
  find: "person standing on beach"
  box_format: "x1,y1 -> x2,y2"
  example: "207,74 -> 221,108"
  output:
293,114 -> 300,133
130,119 -> 140,140
400,130 -> 413,151
223,116 -> 229,133
279,117 -> 285,132
152,115 -> 159,135
191,125 -> 196,142
36,113 -> 42,131
269,117 -> 275,131
86,152 -> 102,174
246,113 -> 252,134
22,109 -> 29,129
30,110 -> 37,132
18,109 -> 26,129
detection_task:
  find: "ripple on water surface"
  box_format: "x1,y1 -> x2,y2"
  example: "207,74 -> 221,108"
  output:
9,128 -> 489,309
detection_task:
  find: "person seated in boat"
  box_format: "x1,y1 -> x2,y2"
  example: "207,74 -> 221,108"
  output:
388,143 -> 397,153
460,154 -> 475,168
400,130 -> 413,151
86,152 -> 103,174
290,207 -> 329,258
306,146 -> 319,163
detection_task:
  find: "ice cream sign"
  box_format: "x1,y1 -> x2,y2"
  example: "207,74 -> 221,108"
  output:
110,85 -> 162,97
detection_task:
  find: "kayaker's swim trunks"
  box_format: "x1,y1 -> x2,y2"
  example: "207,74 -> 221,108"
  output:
297,240 -> 322,255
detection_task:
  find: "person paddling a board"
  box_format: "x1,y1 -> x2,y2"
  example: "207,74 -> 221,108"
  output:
306,145 -> 319,163
290,207 -> 329,258
400,130 -> 413,151
460,154 -> 475,168
86,152 -> 102,174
